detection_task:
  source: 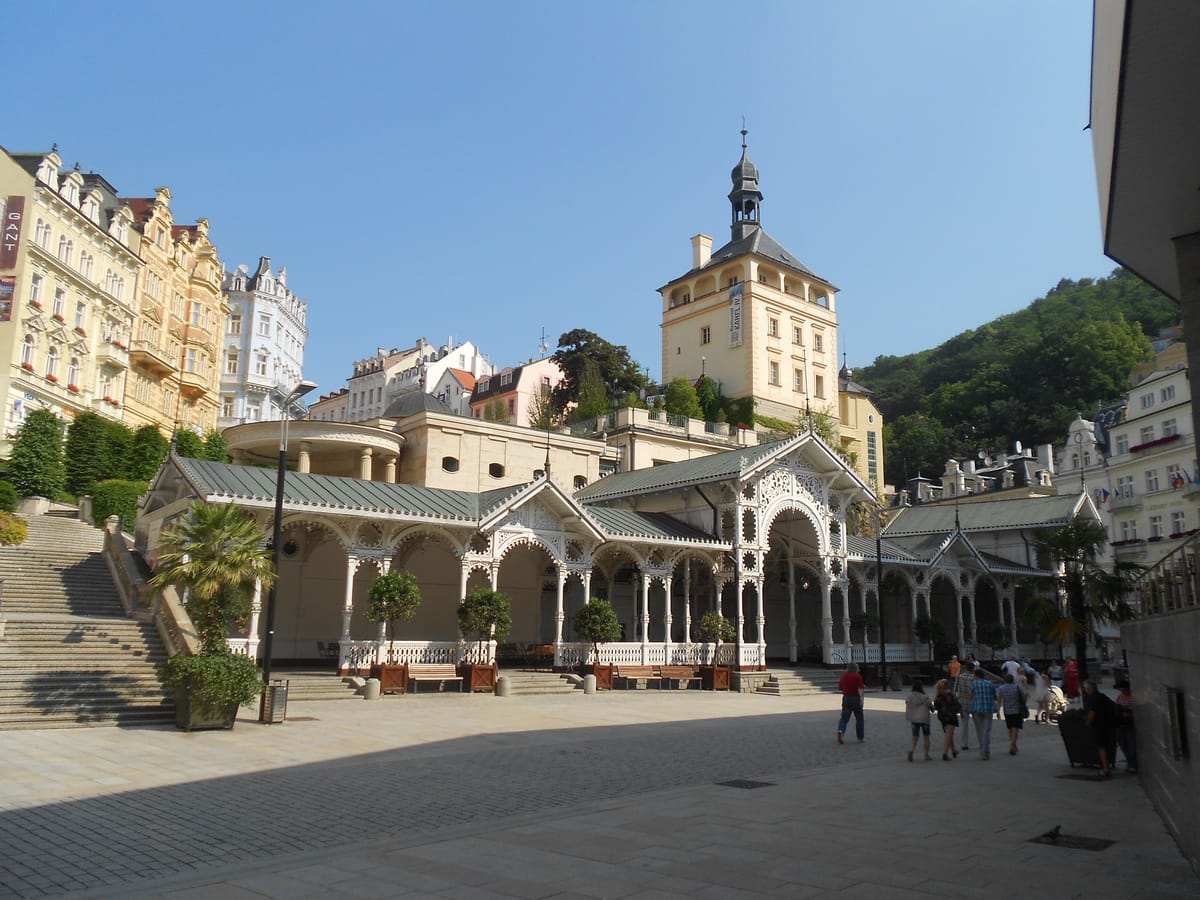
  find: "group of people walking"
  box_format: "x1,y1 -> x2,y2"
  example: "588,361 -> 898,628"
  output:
835,654 -> 1137,773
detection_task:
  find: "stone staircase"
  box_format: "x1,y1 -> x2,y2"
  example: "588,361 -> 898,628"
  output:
754,666 -> 844,697
497,669 -> 582,696
0,512 -> 175,730
271,668 -> 362,701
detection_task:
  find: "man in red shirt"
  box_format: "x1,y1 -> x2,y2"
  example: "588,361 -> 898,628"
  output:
837,662 -> 866,743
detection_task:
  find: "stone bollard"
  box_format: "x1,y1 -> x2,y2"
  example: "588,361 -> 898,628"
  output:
583,674 -> 597,695
495,675 -> 510,697
363,677 -> 381,700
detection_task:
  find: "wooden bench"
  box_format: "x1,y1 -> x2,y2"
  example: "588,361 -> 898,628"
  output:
405,663 -> 463,694
614,665 -> 663,690
659,665 -> 702,690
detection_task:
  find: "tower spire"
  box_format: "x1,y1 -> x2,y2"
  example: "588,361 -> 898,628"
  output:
728,126 -> 762,241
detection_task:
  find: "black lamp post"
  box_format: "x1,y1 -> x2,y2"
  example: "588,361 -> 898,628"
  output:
877,505 -> 888,691
260,379 -> 317,721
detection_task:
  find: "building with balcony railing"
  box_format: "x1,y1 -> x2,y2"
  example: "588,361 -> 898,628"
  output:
218,257 -> 309,427
0,145 -> 140,453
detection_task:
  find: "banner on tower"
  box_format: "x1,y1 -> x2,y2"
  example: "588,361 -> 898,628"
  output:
1,196 -> 26,269
728,283 -> 743,348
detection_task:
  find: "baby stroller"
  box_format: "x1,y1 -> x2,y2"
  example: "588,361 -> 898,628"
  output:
1042,684 -> 1068,724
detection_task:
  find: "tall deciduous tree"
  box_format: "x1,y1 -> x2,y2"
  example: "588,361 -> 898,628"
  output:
550,329 -> 646,416
129,425 -> 170,481
9,409 -> 65,498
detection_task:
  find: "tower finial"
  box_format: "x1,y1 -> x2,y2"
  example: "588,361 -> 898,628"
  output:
741,117 -> 748,150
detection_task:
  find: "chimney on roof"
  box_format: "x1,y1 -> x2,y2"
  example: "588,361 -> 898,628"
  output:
692,234 -> 712,269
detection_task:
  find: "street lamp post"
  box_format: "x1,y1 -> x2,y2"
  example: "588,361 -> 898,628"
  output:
260,379 -> 317,721
876,505 -> 888,691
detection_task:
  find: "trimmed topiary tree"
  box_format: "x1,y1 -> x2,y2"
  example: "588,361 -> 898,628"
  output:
573,597 -> 621,664
91,479 -> 149,529
457,586 -> 512,662
364,569 -> 422,642
0,481 -> 17,513
9,408 -> 65,498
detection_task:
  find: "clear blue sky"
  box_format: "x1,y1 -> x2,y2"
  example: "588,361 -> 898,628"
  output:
3,2 -> 1112,398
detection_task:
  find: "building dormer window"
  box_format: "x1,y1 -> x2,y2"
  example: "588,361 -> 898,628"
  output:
500,372 -> 512,386
64,182 -> 78,205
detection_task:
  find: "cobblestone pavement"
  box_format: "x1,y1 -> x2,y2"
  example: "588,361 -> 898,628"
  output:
0,691 -> 1195,899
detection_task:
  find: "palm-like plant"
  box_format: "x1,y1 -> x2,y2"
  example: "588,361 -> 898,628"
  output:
1032,519 -> 1139,682
151,501 -> 276,653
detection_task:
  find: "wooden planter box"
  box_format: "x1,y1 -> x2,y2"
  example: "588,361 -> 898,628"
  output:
460,662 -> 498,693
581,663 -> 614,690
371,663 -> 408,695
700,665 -> 732,691
173,683 -> 239,731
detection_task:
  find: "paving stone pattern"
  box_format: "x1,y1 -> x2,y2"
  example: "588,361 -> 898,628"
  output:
0,693 -> 1195,899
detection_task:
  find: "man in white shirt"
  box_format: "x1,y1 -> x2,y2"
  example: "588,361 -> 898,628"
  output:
1001,655 -> 1021,680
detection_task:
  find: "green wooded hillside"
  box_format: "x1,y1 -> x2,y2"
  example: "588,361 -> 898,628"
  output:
857,268 -> 1180,486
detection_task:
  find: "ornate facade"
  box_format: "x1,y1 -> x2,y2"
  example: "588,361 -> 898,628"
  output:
123,188 -> 224,436
0,147 -> 139,454
218,257 -> 309,427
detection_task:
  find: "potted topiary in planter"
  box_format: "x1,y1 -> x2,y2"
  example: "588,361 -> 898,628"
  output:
364,569 -> 421,694
696,610 -> 735,690
456,586 -> 511,692
150,502 -> 274,731
573,597 -> 621,690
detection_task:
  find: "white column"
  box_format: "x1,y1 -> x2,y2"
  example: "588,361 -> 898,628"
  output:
248,577 -> 263,661
968,595 -> 978,643
955,593 -> 964,650
490,565 -> 499,590
664,573 -> 674,660
554,568 -> 566,644
459,562 -> 469,599
735,576 -> 745,647
683,559 -> 693,647
755,576 -> 765,665
341,555 -> 357,671
1007,595 -> 1018,647
787,562 -> 797,663
359,446 -> 373,480
297,441 -> 311,474
840,580 -> 851,662
820,575 -> 833,662
384,454 -> 397,484
640,573 -> 650,664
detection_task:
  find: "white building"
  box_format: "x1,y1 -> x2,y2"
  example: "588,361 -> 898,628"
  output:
218,257 -> 309,426
1095,342 -> 1198,565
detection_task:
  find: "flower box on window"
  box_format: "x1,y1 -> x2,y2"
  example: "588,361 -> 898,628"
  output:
45,373 -> 58,383
20,362 -> 34,372
113,341 -> 128,350
1129,433 -> 1182,453
52,313 -> 65,323
103,395 -> 120,407
29,300 -> 42,309
74,326 -> 86,336
67,383 -> 80,393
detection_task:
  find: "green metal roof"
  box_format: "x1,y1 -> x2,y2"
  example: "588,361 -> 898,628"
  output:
175,456 -> 504,522
587,507 -> 723,544
883,493 -> 1086,537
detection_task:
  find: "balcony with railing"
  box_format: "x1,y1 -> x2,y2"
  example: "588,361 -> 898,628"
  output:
179,369 -> 209,399
566,407 -> 759,447
1107,492 -> 1143,511
95,340 -> 129,368
130,338 -> 176,377
1134,533 -> 1199,616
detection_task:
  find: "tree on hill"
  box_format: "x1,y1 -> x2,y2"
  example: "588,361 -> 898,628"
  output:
550,329 -> 647,417
856,268 -> 1172,485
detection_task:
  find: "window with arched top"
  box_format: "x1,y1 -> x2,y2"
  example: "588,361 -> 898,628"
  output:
45,345 -> 59,379
21,334 -> 36,366
67,357 -> 80,388
573,475 -> 587,490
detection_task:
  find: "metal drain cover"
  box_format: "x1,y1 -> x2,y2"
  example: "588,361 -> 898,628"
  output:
1029,833 -> 1115,852
717,779 -> 775,790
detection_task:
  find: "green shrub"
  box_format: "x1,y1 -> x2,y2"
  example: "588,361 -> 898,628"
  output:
0,511 -> 28,546
0,480 -> 16,513
573,598 -> 621,664
158,652 -> 263,707
91,479 -> 148,529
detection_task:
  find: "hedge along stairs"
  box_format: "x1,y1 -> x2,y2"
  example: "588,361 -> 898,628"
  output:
0,512 -> 174,729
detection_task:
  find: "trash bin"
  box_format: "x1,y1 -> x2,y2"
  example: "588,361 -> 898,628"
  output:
262,679 -> 288,724
583,674 -> 597,695
363,677 -> 381,700
888,669 -> 903,692
495,675 -> 510,697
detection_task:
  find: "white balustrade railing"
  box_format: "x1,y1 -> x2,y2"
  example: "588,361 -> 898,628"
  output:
226,638 -> 252,658
340,639 -> 497,671
556,642 -> 739,667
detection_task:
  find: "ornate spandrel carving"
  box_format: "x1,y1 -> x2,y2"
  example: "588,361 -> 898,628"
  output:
511,499 -> 559,532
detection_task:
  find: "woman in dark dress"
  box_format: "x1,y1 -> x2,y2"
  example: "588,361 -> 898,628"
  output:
933,678 -> 961,761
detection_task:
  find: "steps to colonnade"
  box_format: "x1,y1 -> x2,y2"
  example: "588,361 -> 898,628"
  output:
0,513 -> 175,729
754,666 -> 844,697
